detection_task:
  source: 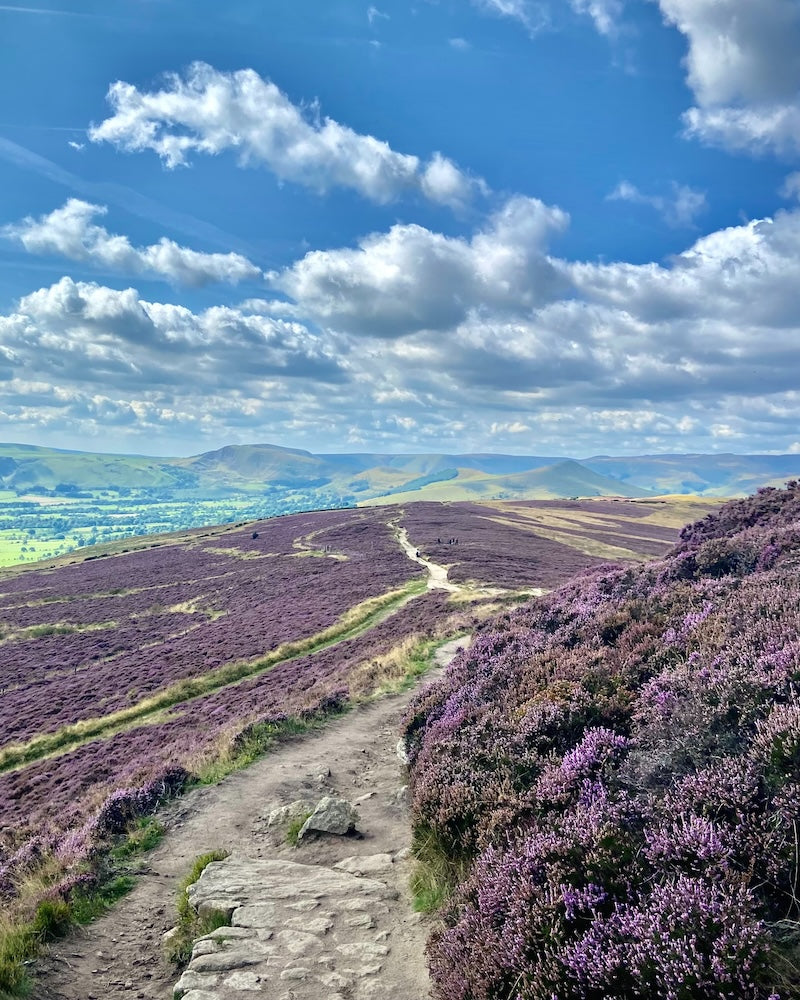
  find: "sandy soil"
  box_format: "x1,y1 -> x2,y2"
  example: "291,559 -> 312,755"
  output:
34,638 -> 464,1000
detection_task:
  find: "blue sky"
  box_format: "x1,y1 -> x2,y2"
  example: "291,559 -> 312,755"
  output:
0,0 -> 799,457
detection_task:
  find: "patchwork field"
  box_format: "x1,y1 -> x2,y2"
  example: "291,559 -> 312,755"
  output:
0,495 -> 713,992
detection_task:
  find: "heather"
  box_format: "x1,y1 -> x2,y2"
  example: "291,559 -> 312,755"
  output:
0,509 -> 415,744
403,499 -> 681,588
403,483 -> 800,1000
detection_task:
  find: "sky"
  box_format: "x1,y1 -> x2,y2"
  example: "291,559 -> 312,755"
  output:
0,0 -> 799,458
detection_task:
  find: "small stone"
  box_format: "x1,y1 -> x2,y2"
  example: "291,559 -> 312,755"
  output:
162,927 -> 180,946
192,952 -> 259,973
336,942 -> 390,959
280,967 -> 311,981
225,970 -> 263,990
191,940 -> 218,957
265,799 -> 314,828
284,915 -> 334,935
396,738 -> 409,763
344,913 -> 376,929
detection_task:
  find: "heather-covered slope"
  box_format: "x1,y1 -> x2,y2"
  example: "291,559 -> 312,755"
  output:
403,483 -> 800,1000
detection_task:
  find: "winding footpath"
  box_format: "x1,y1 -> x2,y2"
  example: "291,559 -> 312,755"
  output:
34,527 -> 466,1000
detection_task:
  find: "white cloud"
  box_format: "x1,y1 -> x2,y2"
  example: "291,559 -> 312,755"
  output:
4,199 -> 263,287
367,5 -> 388,24
490,420 -> 530,433
0,276 -> 343,392
657,0 -> 800,155
471,0 -> 549,36
449,37 -> 471,50
472,0 -> 622,36
569,0 -> 623,36
89,63 -> 483,209
608,180 -> 707,227
270,195 -> 569,336
781,171 -> 800,199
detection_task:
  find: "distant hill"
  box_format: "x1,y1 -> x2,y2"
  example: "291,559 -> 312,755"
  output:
584,453 -> 800,496
0,441 -> 798,501
361,460 -> 649,504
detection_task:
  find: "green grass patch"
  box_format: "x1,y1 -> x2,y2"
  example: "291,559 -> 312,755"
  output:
69,875 -> 137,926
165,850 -> 230,966
409,823 -> 469,915
286,810 -> 314,847
0,577 -> 426,776
109,817 -> 165,863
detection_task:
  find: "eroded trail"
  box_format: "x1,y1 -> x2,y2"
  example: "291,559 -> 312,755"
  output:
394,525 -> 459,593
35,639 -> 464,1000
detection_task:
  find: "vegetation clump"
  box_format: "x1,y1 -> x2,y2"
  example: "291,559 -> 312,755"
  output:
403,482 -> 800,1000
165,850 -> 230,966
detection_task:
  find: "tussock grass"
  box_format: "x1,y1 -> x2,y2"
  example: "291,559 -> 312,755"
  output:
0,577 -> 427,775
165,850 -> 230,967
409,824 -> 469,915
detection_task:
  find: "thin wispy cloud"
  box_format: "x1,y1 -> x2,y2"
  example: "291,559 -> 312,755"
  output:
607,180 -> 707,228
0,5 -> 94,15
0,137 -> 261,258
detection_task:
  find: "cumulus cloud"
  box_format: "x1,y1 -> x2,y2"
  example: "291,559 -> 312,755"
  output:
89,62 -> 483,208
0,276 -> 343,393
6,201 -> 800,454
270,195 -> 570,336
4,199 -> 263,287
657,0 -> 800,154
607,180 -> 707,227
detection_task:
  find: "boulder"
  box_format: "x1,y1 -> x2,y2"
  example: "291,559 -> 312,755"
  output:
298,797 -> 358,840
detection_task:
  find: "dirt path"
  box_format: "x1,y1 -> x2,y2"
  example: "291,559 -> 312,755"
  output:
395,526 -> 458,593
34,638 -> 464,1000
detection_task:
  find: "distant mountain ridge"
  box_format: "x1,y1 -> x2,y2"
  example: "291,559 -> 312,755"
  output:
0,441 -> 798,500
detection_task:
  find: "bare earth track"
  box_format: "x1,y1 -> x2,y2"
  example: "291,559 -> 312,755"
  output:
34,639 -> 463,1000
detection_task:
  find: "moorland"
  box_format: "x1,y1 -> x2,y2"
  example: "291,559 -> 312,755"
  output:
2,440 -> 798,565
404,483 -> 800,999
0,494 -> 709,994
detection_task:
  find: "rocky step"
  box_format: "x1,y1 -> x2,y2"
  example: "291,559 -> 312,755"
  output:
173,854 -> 419,1000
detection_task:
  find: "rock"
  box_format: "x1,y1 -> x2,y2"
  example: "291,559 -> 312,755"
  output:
389,785 -> 409,808
162,926 -> 180,946
225,971 -> 262,990
297,796 -> 359,840
334,854 -> 393,876
172,856 -> 404,999
265,799 -> 314,828
395,738 -> 409,764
